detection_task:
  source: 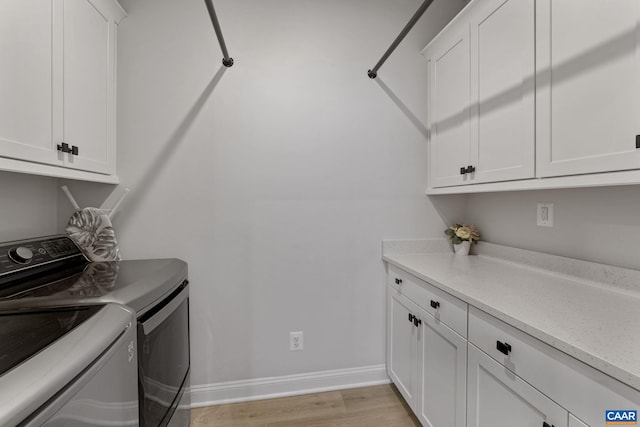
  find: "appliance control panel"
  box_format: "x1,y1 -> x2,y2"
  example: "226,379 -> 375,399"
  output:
0,235 -> 84,276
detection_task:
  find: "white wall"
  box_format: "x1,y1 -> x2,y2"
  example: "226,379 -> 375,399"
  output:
0,172 -> 58,241
94,0 -> 468,391
464,186 -> 640,270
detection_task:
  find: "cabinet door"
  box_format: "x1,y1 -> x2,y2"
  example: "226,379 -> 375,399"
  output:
469,0 -> 535,183
418,309 -> 467,427
428,19 -> 472,188
62,0 -> 115,174
569,414 -> 589,427
0,0 -> 60,166
387,289 -> 419,408
467,344 -> 568,427
537,0 -> 640,177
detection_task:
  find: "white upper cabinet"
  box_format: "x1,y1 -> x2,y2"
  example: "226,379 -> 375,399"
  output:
62,0 -> 116,175
536,0 -> 640,178
0,1 -> 58,166
426,0 -> 640,194
0,0 -> 125,181
425,0 -> 535,189
426,17 -> 472,188
469,0 -> 535,184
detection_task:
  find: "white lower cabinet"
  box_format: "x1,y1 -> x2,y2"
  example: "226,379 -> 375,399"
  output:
388,290 -> 419,406
386,264 -> 640,427
569,414 -> 589,427
387,278 -> 467,427
418,313 -> 467,427
468,306 -> 640,427
467,344 -> 568,427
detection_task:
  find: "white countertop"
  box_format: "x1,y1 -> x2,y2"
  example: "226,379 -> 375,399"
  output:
383,245 -> 640,391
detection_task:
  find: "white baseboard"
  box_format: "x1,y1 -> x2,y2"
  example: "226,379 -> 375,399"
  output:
190,364 -> 390,407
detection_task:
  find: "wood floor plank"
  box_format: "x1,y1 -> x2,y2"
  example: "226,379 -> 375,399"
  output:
191,390 -> 346,426
190,384 -> 420,427
265,403 -> 420,427
340,384 -> 409,412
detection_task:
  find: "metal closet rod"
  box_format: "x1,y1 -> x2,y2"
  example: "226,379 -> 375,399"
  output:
368,0 -> 434,79
204,0 -> 234,67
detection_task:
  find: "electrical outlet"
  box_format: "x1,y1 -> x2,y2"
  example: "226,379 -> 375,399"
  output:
537,202 -> 554,227
289,331 -> 303,351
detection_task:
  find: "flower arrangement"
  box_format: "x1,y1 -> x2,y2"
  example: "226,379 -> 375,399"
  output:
444,223 -> 480,245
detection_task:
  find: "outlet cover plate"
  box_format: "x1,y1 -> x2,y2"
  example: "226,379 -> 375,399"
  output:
537,202 -> 554,227
289,331 -> 303,351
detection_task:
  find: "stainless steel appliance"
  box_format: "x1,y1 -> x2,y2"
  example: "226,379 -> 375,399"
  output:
0,235 -> 190,427
136,277 -> 190,427
0,303 -> 138,427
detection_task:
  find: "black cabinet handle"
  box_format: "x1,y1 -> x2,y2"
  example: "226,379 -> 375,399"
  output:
430,300 -> 440,309
543,422 -> 555,427
460,167 -> 467,175
71,145 -> 79,155
497,341 -> 512,355
395,278 -> 403,285
408,313 -> 414,323
57,142 -> 71,153
466,165 -> 476,174
413,317 -> 422,327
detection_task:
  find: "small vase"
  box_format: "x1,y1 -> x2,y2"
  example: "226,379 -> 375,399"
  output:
454,241 -> 471,256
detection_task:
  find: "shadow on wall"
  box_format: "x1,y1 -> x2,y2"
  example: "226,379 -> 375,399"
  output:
428,194 -> 468,230
371,78 -> 469,233
431,26 -> 636,135
117,65 -> 228,219
375,77 -> 429,139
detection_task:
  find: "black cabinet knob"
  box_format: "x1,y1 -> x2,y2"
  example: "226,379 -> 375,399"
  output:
466,165 -> 476,174
460,167 -> 467,175
57,142 -> 71,153
543,422 -> 555,427
497,341 -> 512,355
413,317 -> 421,327
71,145 -> 79,156
408,313 -> 414,323
395,278 -> 403,285
430,300 -> 440,309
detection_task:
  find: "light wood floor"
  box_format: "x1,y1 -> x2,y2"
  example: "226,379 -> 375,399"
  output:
190,384 -> 420,427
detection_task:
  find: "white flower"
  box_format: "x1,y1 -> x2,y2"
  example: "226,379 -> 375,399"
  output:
455,226 -> 471,240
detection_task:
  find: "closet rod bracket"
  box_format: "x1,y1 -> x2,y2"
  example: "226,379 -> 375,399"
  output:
367,0 -> 434,79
